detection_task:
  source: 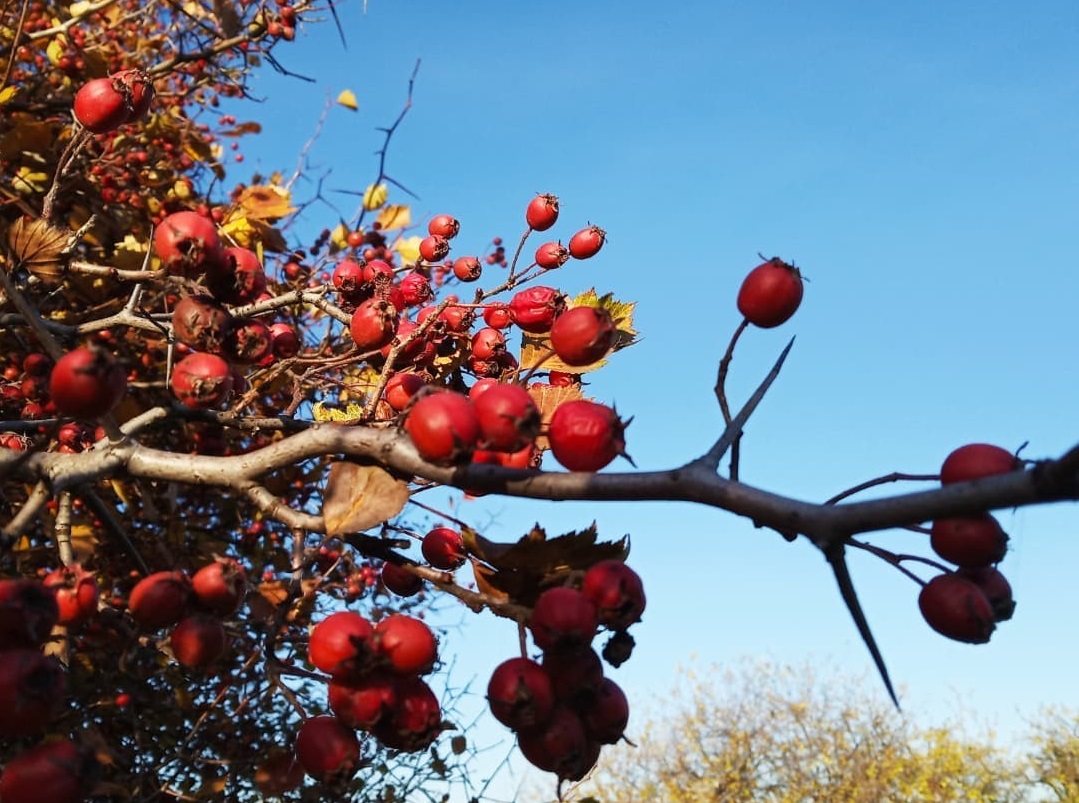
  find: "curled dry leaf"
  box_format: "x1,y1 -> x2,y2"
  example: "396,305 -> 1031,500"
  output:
322,461 -> 410,537
6,216 -> 70,285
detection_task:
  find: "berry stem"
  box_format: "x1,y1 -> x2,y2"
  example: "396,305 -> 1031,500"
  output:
715,318 -> 750,480
824,472 -> 941,505
506,227 -> 533,283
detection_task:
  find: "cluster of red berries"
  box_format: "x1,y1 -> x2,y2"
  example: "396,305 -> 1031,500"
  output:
918,443 -> 1021,643
486,559 -> 645,785
0,578 -> 97,802
274,610 -> 444,788
127,558 -> 248,668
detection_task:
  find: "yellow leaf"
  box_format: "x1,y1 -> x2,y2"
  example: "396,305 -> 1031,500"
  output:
336,88 -> 359,111
362,183 -> 388,211
311,401 -> 365,422
394,235 -> 422,264
376,204 -> 410,231
322,462 -> 411,536
0,86 -> 19,106
234,184 -> 295,221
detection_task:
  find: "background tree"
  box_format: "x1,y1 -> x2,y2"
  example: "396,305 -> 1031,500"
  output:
1,0 -> 1078,800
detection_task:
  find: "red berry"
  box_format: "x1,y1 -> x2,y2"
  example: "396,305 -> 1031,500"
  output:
581,559 -> 645,629
918,573 -> 995,644
43,564 -> 99,626
73,76 -> 129,133
517,705 -> 596,782
270,322 -> 301,359
526,194 -> 560,231
534,241 -> 569,270
957,566 -> 1015,622
374,613 -> 438,675
373,675 -> 443,752
170,352 -> 234,408
0,738 -> 95,803
452,256 -> 482,282
567,225 -> 606,259
529,586 -> 597,652
418,235 -> 450,263
333,258 -> 369,302
153,210 -> 224,278
191,558 -> 247,616
294,715 -> 362,782
380,562 -> 423,597
49,346 -> 127,420
581,677 -> 629,744
309,611 -> 375,678
421,526 -> 467,571
930,514 -> 1009,568
128,571 -> 191,630
0,648 -> 66,737
509,286 -> 565,334
225,317 -> 273,364
428,214 -> 460,239
549,305 -> 616,366
384,372 -> 426,412
541,646 -> 603,703
483,303 -> 513,329
350,298 -> 399,351
112,68 -> 154,120
170,614 -> 227,668
397,271 -> 433,307
328,673 -> 397,730
212,246 -> 267,304
736,257 -> 803,328
940,443 -> 1020,485
403,391 -> 480,465
548,400 -> 630,472
171,294 -> 233,355
487,657 -> 555,733
472,382 -> 540,452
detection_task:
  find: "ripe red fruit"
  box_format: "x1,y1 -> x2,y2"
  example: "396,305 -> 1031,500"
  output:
128,571 -> 191,630
582,559 -> 646,629
421,526 -> 467,570
309,611 -> 375,678
930,514 -> 1009,568
153,210 -> 224,277
170,614 -> 227,668
452,255 -> 482,282
332,258 -> 369,302
470,327 -> 507,361
549,305 -> 616,366
957,566 -> 1015,622
535,241 -> 570,270
380,562 -> 423,597
736,257 -> 804,328
254,749 -> 305,797
548,400 -> 631,472
372,675 -> 443,752
517,705 -> 595,782
374,613 -> 438,675
487,657 -> 555,733
212,246 -> 267,304
428,214 -> 460,239
526,194 -> 560,231
294,715 -> 362,782
225,317 -> 273,364
918,573 -> 996,644
397,271 -> 434,307
0,578 -> 60,648
384,372 -> 426,412
171,294 -> 233,355
418,234 -> 450,263
472,382 -> 540,452
529,586 -> 598,652
191,558 -> 247,616
328,673 -> 397,730
0,738 -> 96,803
170,352 -> 234,408
581,677 -> 629,744
483,303 -> 513,329
49,346 -> 127,419
74,73 -> 152,134
43,564 -> 99,626
270,322 -> 301,359
403,391 -> 481,465
350,298 -> 399,351
940,443 -> 1020,485
0,648 -> 66,737
509,286 -> 565,334
567,225 -> 606,259
542,646 -> 604,703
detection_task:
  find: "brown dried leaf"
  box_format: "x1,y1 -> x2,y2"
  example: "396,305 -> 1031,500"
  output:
322,462 -> 410,536
7,217 -> 69,285
526,381 -> 585,451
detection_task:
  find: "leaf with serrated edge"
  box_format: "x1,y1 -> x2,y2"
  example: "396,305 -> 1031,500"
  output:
519,289 -> 637,374
322,462 -> 410,536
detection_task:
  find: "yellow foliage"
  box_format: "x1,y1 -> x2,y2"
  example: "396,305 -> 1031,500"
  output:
362,182 -> 388,210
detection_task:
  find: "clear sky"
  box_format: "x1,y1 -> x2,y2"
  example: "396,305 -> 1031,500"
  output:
230,2 -> 1079,798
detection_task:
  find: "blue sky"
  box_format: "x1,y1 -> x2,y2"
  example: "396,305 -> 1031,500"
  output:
232,2 -> 1079,797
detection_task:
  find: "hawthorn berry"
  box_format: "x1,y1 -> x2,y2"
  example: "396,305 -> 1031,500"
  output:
736,257 -> 804,328
295,715 -> 362,782
328,673 -> 397,730
384,372 -> 427,412
128,571 -> 191,630
0,738 -> 96,803
940,443 -> 1020,485
171,294 -> 233,355
43,564 -> 99,626
418,235 -> 450,263
535,241 -> 570,270
153,210 -> 224,278
421,526 -> 467,570
374,613 -> 438,675
549,305 -> 616,366
452,255 -> 482,282
472,382 -> 541,452
380,562 -> 424,597
930,514 -> 1009,568
49,346 -> 127,420
529,586 -> 598,652
517,705 -> 595,782
487,657 -> 555,733
957,566 -> 1016,622
191,558 -> 247,616
567,225 -> 606,259
548,400 -> 631,472
526,193 -> 560,231
582,559 -> 646,629
350,298 -> 399,351
509,286 -> 565,334
428,214 -> 460,239
581,677 -> 630,744
0,648 -> 66,736
918,573 -> 995,644
170,614 -> 227,668
403,390 -> 481,465
170,352 -> 234,408
373,675 -> 443,752
309,611 -> 375,678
